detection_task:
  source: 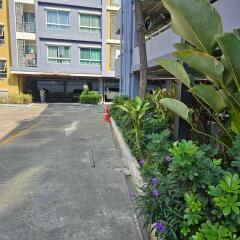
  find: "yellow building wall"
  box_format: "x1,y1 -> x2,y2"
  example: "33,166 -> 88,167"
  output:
0,0 -> 21,94
106,5 -> 120,72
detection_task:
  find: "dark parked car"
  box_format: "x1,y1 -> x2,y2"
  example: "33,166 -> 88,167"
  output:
72,89 -> 83,101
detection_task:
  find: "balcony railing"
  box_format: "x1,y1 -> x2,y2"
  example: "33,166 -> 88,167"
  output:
24,54 -> 37,67
23,22 -> 36,33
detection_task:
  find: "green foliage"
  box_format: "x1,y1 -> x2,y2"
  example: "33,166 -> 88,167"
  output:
180,173 -> 240,239
0,93 -> 32,104
79,91 -> 102,104
228,135 -> 240,169
112,95 -> 130,105
137,140 -> 224,239
117,97 -> 151,159
158,0 -> 240,149
193,221 -> 240,240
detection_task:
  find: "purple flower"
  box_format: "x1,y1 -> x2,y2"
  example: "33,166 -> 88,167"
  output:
165,155 -> 172,162
139,160 -> 145,166
155,222 -> 165,233
128,192 -> 136,201
152,189 -> 159,197
151,178 -> 158,185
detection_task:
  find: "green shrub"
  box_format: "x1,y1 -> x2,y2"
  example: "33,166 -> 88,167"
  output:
80,91 -> 102,104
137,141 -> 224,239
0,93 -> 32,104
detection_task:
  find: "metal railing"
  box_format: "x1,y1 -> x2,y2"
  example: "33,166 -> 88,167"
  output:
24,54 -> 37,67
23,22 -> 36,33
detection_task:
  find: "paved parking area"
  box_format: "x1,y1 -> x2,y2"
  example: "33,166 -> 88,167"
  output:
0,104 -> 141,240
0,104 -> 47,141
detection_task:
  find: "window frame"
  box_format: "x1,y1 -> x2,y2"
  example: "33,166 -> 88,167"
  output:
79,47 -> 101,66
0,25 -> 4,44
79,13 -> 101,33
46,9 -> 70,31
0,59 -> 7,78
47,45 -> 71,64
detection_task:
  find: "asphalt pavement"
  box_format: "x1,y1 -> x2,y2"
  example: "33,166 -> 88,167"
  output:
0,104 -> 141,240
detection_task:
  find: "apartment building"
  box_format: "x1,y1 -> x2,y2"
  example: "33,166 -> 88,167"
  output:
116,0 -> 240,98
8,0 -> 120,101
0,0 -> 21,96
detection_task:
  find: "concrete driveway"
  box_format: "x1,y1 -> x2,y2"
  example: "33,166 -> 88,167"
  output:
0,104 -> 141,240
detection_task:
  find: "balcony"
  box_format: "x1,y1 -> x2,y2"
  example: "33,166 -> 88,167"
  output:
15,3 -> 36,33
110,0 -> 121,7
17,40 -> 37,68
23,21 -> 36,33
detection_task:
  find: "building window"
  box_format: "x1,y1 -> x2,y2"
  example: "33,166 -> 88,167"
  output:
79,14 -> 101,33
80,48 -> 101,65
0,0 -> 2,9
0,60 -> 7,78
111,0 -> 121,7
23,12 -> 36,33
48,45 -> 70,64
0,25 -> 4,44
110,12 -> 119,40
46,10 -> 70,30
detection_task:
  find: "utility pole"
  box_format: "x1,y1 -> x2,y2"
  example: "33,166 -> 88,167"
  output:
134,0 -> 148,99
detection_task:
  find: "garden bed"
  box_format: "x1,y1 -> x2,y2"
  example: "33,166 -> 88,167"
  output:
109,93 -> 240,240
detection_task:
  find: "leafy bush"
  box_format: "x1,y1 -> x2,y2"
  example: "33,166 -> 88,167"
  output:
181,173 -> 240,239
137,140 -> 224,239
80,91 -> 102,104
228,135 -> 240,170
0,93 -> 32,104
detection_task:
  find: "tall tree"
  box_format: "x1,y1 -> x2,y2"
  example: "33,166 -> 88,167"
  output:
134,0 -> 148,99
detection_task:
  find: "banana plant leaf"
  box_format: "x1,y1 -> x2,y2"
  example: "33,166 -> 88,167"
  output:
174,49 -> 224,86
173,42 -> 194,51
157,58 -> 191,88
162,0 -> 223,54
189,85 -> 227,113
160,98 -> 192,124
216,32 -> 240,90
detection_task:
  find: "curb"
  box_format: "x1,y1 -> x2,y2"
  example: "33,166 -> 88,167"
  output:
110,117 -> 158,240
0,103 -> 34,108
110,117 -> 144,194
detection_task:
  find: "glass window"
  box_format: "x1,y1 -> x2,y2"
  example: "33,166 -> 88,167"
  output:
48,45 -> 70,64
79,14 -> 101,33
80,48 -> 101,65
0,60 -> 7,78
23,12 -> 36,33
0,25 -> 4,44
0,0 -> 2,8
111,0 -> 121,7
47,10 -> 70,30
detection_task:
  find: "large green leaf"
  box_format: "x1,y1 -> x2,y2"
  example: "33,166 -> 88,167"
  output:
174,50 -> 224,86
216,32 -> 240,89
162,0 -> 223,53
189,85 -> 227,113
173,43 -> 193,51
157,59 -> 191,88
160,98 -> 192,124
